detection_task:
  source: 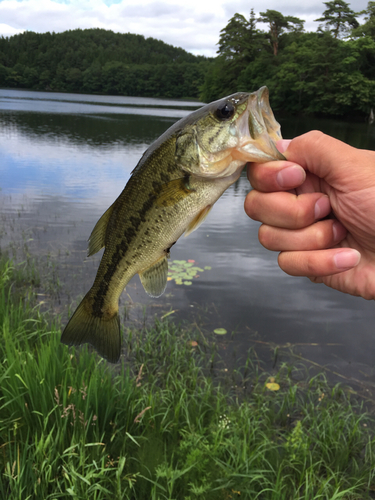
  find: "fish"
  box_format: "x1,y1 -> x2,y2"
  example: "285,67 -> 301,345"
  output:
61,86 -> 285,363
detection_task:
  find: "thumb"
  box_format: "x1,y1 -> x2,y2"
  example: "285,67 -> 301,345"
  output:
278,131 -> 372,190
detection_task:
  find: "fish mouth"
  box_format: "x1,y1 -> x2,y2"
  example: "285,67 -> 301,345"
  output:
196,87 -> 285,179
234,86 -> 285,163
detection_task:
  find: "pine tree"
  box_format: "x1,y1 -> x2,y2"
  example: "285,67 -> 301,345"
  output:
258,9 -> 305,56
314,0 -> 359,38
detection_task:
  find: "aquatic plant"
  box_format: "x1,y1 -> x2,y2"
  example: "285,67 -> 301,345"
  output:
167,259 -> 211,286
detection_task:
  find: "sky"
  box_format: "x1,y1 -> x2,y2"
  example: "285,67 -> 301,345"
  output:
0,0 -> 369,57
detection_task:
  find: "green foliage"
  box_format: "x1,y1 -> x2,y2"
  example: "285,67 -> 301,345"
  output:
258,9 -> 305,56
205,9 -> 268,102
1,258 -> 375,498
202,3 -> 375,117
217,9 -> 265,63
315,0 -> 359,39
353,1 -> 375,39
0,28 -> 210,98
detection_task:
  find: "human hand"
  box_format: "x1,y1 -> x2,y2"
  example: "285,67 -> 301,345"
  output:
245,130 -> 375,300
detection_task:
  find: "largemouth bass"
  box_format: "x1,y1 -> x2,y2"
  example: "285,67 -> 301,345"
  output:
61,86 -> 284,362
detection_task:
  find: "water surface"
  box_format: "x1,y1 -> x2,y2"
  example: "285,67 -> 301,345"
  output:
1,89 -> 375,390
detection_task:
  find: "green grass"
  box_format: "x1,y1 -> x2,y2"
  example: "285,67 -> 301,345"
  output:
1,258 -> 375,499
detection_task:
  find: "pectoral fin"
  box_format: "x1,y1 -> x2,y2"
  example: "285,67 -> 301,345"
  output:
184,205 -> 212,237
88,203 -> 115,256
139,256 -> 169,298
155,177 -> 193,207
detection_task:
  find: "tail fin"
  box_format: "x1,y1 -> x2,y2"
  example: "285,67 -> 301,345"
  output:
61,294 -> 121,363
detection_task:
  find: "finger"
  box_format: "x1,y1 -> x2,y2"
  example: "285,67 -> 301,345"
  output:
295,171 -> 322,195
277,139 -> 291,154
280,131 -> 375,190
278,248 -> 361,277
247,161 -> 306,192
244,190 -> 331,229
258,220 -> 347,252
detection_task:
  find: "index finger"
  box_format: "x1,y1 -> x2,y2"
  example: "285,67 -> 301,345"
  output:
283,131 -> 375,191
247,160 -> 306,192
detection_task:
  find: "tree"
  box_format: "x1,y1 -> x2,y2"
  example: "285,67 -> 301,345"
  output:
217,13 -> 250,59
205,9 -> 267,100
0,28 -> 209,98
314,0 -> 359,39
258,9 -> 305,56
352,1 -> 375,38
217,9 -> 264,62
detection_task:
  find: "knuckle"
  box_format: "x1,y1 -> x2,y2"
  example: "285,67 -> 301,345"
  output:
309,276 -> 322,284
293,202 -> 311,228
244,191 -> 260,220
302,130 -> 325,150
244,190 -> 253,210
258,224 -> 273,249
306,259 -> 318,275
308,130 -> 325,141
314,225 -> 328,249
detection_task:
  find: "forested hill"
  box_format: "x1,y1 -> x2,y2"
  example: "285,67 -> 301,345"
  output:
0,29 -> 210,98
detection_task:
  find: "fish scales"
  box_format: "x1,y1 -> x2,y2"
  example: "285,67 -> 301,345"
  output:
61,87 -> 285,362
90,141 -> 178,309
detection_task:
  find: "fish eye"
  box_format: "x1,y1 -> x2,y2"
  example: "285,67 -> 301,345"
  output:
215,102 -> 235,121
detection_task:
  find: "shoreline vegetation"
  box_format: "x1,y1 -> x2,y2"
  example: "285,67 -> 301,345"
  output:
1,256 -> 375,498
0,1 -> 375,118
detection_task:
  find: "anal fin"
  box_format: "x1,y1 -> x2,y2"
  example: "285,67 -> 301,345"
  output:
139,256 -> 169,298
184,205 -> 212,237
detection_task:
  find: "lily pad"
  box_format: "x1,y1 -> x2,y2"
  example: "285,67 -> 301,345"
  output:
266,382 -> 280,391
168,260 -> 211,286
214,328 -> 227,335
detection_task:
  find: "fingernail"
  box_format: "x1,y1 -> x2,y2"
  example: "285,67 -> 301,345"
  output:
276,165 -> 306,188
277,139 -> 292,154
334,250 -> 361,270
314,196 -> 331,220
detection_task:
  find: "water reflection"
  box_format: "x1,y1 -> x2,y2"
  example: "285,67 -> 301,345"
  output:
0,111 -> 177,145
1,89 -> 375,389
280,113 -> 375,150
0,89 -> 202,108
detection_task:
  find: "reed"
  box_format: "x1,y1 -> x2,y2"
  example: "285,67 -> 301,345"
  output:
1,258 -> 374,499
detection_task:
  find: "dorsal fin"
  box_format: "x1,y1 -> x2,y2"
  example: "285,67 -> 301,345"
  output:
139,256 -> 169,298
87,203 -> 115,257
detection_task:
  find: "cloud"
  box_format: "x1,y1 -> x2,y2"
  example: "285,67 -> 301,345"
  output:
0,0 -> 370,57
0,22 -> 24,36
222,0 -> 368,33
0,0 -> 225,55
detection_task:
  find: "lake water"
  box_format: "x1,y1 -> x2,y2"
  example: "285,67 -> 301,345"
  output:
1,88 -> 375,391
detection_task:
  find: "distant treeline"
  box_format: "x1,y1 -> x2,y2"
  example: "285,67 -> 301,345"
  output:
0,1 -> 374,117
0,29 -> 210,99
